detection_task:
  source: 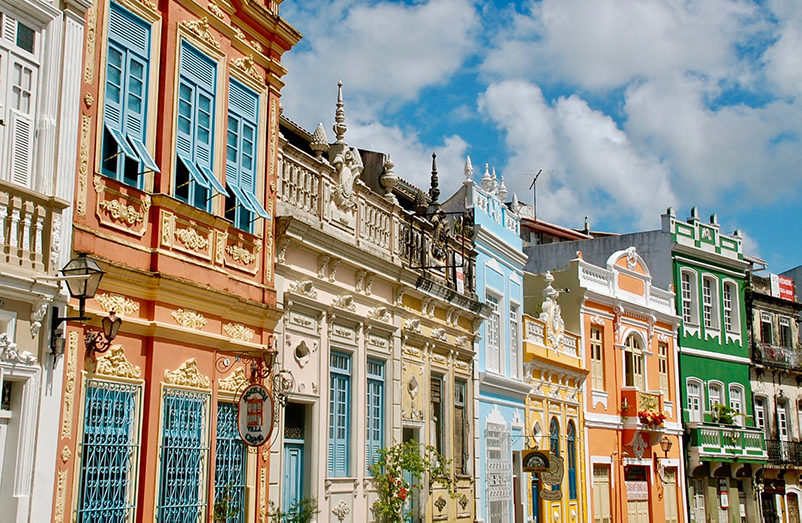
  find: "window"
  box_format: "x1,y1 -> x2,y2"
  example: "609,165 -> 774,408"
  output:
657,341 -> 669,398
430,375 -> 444,455
486,293 -> 500,373
158,388 -> 210,521
328,352 -> 350,477
680,270 -> 698,324
722,282 -> 739,333
225,79 -> 269,232
0,10 -> 39,188
101,3 -> 159,187
754,397 -> 766,429
366,359 -> 384,474
509,304 -> 519,379
593,465 -> 612,523
549,418 -> 560,492
664,468 -> 679,523
590,326 -> 604,391
780,317 -> 792,348
686,379 -> 702,422
567,421 -> 577,500
175,41 -> 227,211
77,379 -> 142,521
761,312 -> 773,345
708,382 -> 723,412
702,276 -> 718,329
454,380 -> 468,475
486,422 -> 511,522
624,334 -> 644,389
728,384 -> 744,426
778,400 -> 789,441
214,402 -> 246,523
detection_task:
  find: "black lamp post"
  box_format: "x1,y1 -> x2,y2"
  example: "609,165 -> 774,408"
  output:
50,254 -> 106,356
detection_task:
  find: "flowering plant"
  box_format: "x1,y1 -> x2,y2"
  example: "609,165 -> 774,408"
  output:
638,409 -> 667,426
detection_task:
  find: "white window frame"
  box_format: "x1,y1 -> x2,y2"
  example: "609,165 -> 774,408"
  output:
702,275 -> 720,331
590,326 -> 604,391
485,292 -> 502,374
623,333 -> 645,390
707,381 -> 724,413
728,384 -> 745,426
686,378 -> 703,422
658,340 -> 669,398
722,280 -> 740,334
754,395 -> 767,430
509,302 -> 520,380
680,269 -> 699,326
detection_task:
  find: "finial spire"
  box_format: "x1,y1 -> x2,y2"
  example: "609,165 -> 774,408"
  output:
429,152 -> 440,203
498,176 -> 507,202
464,156 -> 473,180
481,163 -> 492,191
333,80 -> 347,144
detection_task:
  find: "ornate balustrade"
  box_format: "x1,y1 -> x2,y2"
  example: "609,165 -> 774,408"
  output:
277,151 -> 321,216
0,180 -> 67,274
766,439 -> 802,467
753,342 -> 802,372
689,423 -> 767,461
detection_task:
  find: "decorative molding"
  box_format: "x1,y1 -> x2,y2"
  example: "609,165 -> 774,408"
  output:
455,360 -> 470,372
226,243 -> 257,264
368,306 -> 390,322
455,336 -> 467,349
431,328 -> 447,342
61,446 -> 71,463
215,231 -> 226,265
432,353 -> 448,366
332,294 -> 356,312
180,17 -> 220,49
165,358 -> 211,389
435,496 -> 447,512
172,309 -> 208,330
50,214 -> 61,268
175,227 -> 209,251
61,332 -> 78,439
289,280 -> 317,299
317,255 -> 329,279
276,236 -> 290,264
231,54 -> 263,83
364,273 -> 375,295
84,92 -> 94,107
250,39 -> 264,54
590,315 -> 605,325
93,345 -> 142,379
54,469 -> 67,523
404,318 -> 422,334
133,0 -> 158,10
328,258 -> 340,282
207,0 -> 225,19
0,332 -> 36,364
223,323 -> 255,341
30,296 -> 51,338
233,26 -> 246,39
218,368 -> 249,394
83,2 -> 97,84
332,500 -> 351,521
77,115 -> 91,216
94,293 -> 139,316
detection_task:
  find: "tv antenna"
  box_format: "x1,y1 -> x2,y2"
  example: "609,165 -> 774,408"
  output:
527,169 -> 556,220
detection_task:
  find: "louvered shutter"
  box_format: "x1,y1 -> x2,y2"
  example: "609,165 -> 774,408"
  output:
180,43 -> 215,167
0,50 -> 6,164
225,115 -> 239,187
175,81 -> 194,158
107,5 -> 149,138
328,353 -> 350,477
8,58 -> 36,187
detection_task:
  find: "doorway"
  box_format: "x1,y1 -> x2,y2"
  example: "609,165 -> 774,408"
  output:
282,403 -> 306,513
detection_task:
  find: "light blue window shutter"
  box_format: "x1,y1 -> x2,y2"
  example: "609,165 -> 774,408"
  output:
328,378 -> 337,476
108,4 -> 149,136
226,115 -> 240,186
124,54 -> 147,141
194,90 -> 213,168
104,45 -> 125,131
335,374 -> 349,477
228,80 -> 259,192
180,42 -> 216,166
176,81 -> 194,158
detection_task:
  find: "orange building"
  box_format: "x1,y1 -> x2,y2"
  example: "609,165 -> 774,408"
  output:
52,0 -> 299,520
542,247 -> 686,523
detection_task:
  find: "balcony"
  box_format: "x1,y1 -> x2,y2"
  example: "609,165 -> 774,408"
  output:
688,423 -> 767,463
752,342 -> 802,372
621,388 -> 666,432
766,440 -> 802,467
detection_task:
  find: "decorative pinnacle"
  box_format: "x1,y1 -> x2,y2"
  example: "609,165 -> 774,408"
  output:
464,156 -> 473,179
429,152 -> 440,203
333,80 -> 347,144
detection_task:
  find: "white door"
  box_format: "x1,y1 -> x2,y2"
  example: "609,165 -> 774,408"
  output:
627,500 -> 649,523
693,479 -> 706,522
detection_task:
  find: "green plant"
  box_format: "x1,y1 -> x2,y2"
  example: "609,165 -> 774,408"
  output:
369,441 -> 456,522
212,485 -> 241,522
711,403 -> 744,425
268,497 -> 319,523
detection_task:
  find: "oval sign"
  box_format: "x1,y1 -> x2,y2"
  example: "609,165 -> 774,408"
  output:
237,384 -> 274,446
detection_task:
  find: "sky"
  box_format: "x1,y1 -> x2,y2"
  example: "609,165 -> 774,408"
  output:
278,0 -> 802,274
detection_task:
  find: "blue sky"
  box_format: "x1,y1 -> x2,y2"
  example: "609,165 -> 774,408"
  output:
279,0 -> 802,273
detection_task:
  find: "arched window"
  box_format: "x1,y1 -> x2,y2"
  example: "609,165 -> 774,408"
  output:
549,418 -> 560,492
624,334 -> 644,389
567,421 -> 577,500
680,269 -> 699,325
686,378 -> 703,422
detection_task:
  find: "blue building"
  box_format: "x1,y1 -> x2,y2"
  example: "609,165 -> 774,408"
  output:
443,159 -> 530,523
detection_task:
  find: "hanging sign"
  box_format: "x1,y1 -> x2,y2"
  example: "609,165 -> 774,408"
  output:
522,449 -> 551,473
238,384 -> 274,446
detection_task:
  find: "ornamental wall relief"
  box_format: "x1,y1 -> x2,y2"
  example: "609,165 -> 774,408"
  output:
90,345 -> 142,379
94,293 -> 139,316
165,358 -> 211,389
172,308 -> 207,330
93,176 -> 151,236
223,323 -> 255,341
218,368 -> 248,394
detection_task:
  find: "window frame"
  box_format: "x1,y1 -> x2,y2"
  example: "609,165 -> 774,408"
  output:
430,374 -> 444,456
722,280 -> 740,334
686,378 -> 703,422
701,275 -> 720,331
509,302 -> 520,379
214,401 -> 247,523
754,395 -> 767,430
485,292 -> 501,374
567,421 -> 577,500
761,312 -> 773,345
624,333 -> 645,390
707,380 -> 724,413
328,351 -> 351,477
590,326 -> 605,391
365,358 -> 385,475
728,383 -> 745,426
454,379 -> 469,476
680,269 -> 699,325
658,340 -> 669,399
780,317 -> 793,348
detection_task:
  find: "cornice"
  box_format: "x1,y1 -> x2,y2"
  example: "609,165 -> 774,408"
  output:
673,245 -> 749,274
479,371 -> 531,399
475,225 -> 528,268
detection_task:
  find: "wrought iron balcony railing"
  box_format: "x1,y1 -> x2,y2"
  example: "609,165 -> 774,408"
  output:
752,342 -> 802,372
766,439 -> 802,466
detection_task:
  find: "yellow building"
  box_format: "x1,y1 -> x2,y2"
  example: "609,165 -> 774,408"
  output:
522,272 -> 589,523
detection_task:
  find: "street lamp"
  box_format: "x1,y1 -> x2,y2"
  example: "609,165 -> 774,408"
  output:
659,435 -> 673,458
49,254 -> 106,356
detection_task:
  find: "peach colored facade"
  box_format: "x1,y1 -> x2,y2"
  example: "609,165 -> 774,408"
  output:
52,0 -> 299,520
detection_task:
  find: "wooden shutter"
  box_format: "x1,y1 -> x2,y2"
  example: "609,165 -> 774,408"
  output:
179,42 -> 216,167
8,58 -> 36,187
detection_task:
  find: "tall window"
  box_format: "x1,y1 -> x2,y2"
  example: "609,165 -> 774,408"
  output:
680,271 -> 697,324
0,10 -> 39,187
510,304 -> 519,379
328,352 -> 351,477
708,382 -> 723,412
214,402 -> 246,523
686,379 -> 702,422
702,276 -> 718,329
658,342 -> 669,398
486,422 -> 511,522
175,41 -> 226,211
778,401 -> 789,441
225,79 -> 269,231
593,465 -> 612,523
454,380 -> 468,475
567,421 -> 577,500
486,293 -> 501,373
101,3 -> 159,187
754,397 -> 766,429
722,282 -> 739,332
77,379 -> 142,521
158,388 -> 210,521
624,334 -> 644,389
590,326 -> 604,390
780,317 -> 792,348
728,384 -> 744,425
549,418 -> 560,492
430,375 -> 444,454
366,359 -> 384,474
761,312 -> 773,344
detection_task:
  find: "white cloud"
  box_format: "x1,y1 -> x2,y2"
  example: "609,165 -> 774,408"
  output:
762,3 -> 802,97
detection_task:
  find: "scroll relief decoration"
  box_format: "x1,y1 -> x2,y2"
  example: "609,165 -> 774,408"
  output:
172,309 -> 208,330
61,332 -> 78,439
332,294 -> 356,312
218,368 -> 249,394
223,323 -> 255,341
368,306 -> 390,322
231,55 -> 263,84
180,17 -> 220,49
165,358 -> 211,389
289,280 -> 317,299
94,293 -> 139,316
226,242 -> 260,265
175,227 -> 209,251
93,175 -> 151,235
207,0 -> 225,19
91,345 -> 142,379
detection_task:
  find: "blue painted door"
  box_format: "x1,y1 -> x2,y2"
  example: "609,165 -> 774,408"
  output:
282,443 -> 304,513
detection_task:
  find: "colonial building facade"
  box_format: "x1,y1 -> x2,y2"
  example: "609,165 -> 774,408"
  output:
54,0 -> 299,520
0,0 -> 89,518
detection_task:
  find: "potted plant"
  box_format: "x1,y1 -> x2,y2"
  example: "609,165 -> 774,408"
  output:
711,403 -> 743,425
268,497 -> 319,523
638,408 -> 667,427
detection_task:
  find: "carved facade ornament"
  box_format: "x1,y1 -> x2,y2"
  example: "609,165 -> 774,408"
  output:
172,308 -> 208,330
133,0 -> 158,11
328,258 -> 340,282
165,358 -> 211,389
364,273 -> 375,295
30,296 -> 51,338
432,353 -> 448,365
61,446 -> 71,463
289,280 -> 317,299
404,318 -> 422,334
233,26 -> 246,39
231,55 -> 263,83
61,332 -> 78,439
78,115 -> 90,216
0,333 -> 36,364
50,214 -> 62,268
658,333 -> 671,343
249,39 -> 264,54
331,147 -> 361,210
317,255 -> 329,279
431,328 -> 448,342
435,496 -> 447,512
175,227 -> 209,251
626,246 -> 638,270
84,92 -> 94,107
180,17 -> 220,49
332,500 -> 350,522
226,244 -> 256,264
93,345 -> 142,378
590,315 -> 605,325
54,469 -> 67,523
368,306 -> 390,322
218,368 -> 249,394
207,0 -> 225,19
455,335 -> 468,349
276,236 -> 290,264
223,323 -> 255,341
332,294 -> 356,312
95,293 -> 139,316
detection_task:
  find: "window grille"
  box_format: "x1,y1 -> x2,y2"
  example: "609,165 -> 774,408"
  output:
486,422 -> 510,523
158,388 -> 210,521
214,402 -> 246,523
77,379 -> 142,522
486,294 -> 500,373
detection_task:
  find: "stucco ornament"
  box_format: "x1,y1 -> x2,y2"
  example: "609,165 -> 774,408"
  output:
172,308 -> 207,330
95,293 -> 139,316
631,431 -> 648,458
223,323 -> 255,341
165,358 -> 211,389
289,280 -> 317,299
332,294 -> 356,312
626,246 -> 638,270
218,368 -> 249,394
332,500 -> 350,522
404,318 -> 422,334
30,296 -> 51,338
93,345 -> 141,378
539,271 -> 565,349
332,148 -> 361,209
368,306 -> 390,322
0,333 -> 36,364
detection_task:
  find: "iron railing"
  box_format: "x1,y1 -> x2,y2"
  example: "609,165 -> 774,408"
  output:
766,439 -> 802,466
752,343 -> 802,372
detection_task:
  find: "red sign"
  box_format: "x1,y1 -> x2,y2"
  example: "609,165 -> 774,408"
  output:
770,274 -> 795,301
238,384 -> 274,446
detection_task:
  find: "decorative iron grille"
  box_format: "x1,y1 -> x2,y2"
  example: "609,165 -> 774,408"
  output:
214,402 -> 247,523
